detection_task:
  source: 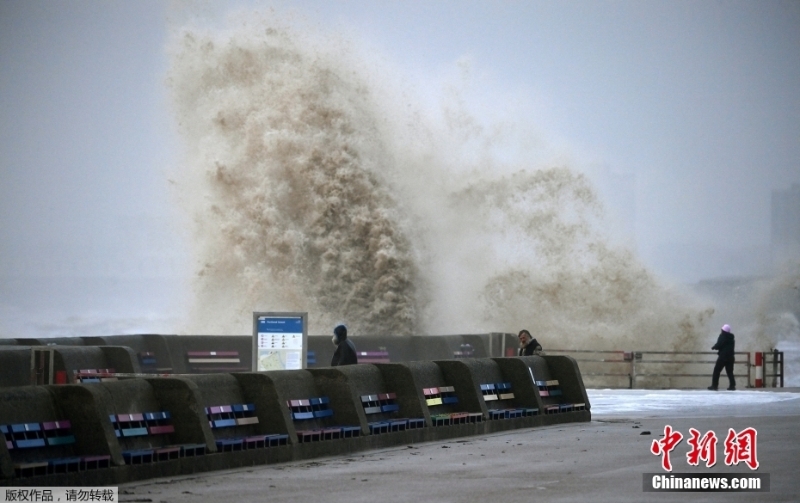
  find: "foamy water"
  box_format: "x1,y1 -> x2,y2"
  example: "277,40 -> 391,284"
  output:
588,389 -> 800,416
166,11 -> 795,355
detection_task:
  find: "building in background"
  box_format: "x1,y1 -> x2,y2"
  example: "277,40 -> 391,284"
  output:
772,183 -> 800,269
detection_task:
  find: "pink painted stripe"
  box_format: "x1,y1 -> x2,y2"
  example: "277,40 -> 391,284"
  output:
149,425 -> 175,435
42,420 -> 71,431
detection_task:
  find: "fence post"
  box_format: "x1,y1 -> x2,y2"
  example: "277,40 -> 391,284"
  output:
746,352 -> 752,388
30,347 -> 54,385
754,352 -> 763,388
499,333 -> 504,359
773,349 -> 783,388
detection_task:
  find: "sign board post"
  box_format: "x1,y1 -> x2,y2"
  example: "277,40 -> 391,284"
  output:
252,312 -> 308,371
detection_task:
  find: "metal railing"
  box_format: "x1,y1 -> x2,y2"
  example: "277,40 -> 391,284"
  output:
544,349 -> 635,388
629,351 -> 750,389
545,349 -> 783,389
765,349 -> 785,388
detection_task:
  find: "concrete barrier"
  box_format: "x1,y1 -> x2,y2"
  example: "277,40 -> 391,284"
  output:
14,337 -> 86,346
313,364 -> 423,430
0,347 -> 32,388
1,355 -> 590,486
516,355 -> 591,420
1,384 -> 116,485
163,335 -> 252,374
83,335 -> 174,374
439,357 -> 539,415
307,334 -> 493,367
8,334 -> 502,375
52,346 -> 140,383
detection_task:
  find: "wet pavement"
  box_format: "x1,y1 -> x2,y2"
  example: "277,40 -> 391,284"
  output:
120,389 -> 800,503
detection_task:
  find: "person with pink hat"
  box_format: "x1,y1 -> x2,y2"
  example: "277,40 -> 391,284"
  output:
708,324 -> 736,391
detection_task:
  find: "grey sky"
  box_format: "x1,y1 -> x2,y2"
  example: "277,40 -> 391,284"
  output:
1,1 -> 175,277
1,1 -> 798,334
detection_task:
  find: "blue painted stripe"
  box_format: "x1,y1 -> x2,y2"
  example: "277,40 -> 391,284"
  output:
213,419 -> 238,428
123,449 -> 154,460
11,423 -> 41,433
15,438 -> 46,448
48,457 -> 82,467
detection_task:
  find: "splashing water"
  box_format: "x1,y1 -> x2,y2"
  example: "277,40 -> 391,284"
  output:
169,21 -> 422,335
455,168 -> 714,350
168,12 -> 713,347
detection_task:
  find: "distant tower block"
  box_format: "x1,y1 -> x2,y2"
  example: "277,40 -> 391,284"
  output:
771,183 -> 800,269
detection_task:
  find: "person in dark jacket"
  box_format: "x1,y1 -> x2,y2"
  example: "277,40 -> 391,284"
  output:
708,324 -> 736,390
517,329 -> 543,356
331,324 -> 358,366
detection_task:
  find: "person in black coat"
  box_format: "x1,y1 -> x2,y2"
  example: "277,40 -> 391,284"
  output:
708,324 -> 736,390
331,324 -> 358,366
517,329 -> 543,356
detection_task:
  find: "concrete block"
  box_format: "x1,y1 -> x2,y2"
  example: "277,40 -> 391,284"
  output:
0,347 -> 33,388
542,355 -> 591,411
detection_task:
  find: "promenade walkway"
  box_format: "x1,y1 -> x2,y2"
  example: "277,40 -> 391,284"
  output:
120,388 -> 800,502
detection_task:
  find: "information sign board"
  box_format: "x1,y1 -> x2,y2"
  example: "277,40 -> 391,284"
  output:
252,312 -> 307,371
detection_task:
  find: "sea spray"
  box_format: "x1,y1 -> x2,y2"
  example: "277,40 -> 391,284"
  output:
169,20 -> 423,335
168,12 -> 714,351
450,168 -> 714,351
745,262 -> 800,352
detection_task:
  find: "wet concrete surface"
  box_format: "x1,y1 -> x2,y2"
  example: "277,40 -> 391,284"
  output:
120,389 -> 800,503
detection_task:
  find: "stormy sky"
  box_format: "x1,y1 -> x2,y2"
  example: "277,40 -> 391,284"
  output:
1,0 -> 798,336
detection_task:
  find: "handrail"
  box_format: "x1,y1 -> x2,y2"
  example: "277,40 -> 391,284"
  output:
545,349 -> 782,389
765,349 -> 784,388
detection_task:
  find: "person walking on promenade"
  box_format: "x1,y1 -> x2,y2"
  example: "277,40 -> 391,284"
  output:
708,324 -> 736,391
517,329 -> 543,356
331,324 -> 358,366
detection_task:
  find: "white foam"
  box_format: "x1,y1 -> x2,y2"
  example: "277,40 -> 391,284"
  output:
588,389 -> 800,416
167,11 -> 714,347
